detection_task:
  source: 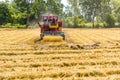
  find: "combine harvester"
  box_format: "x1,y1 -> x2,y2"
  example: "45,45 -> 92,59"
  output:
38,11 -> 65,42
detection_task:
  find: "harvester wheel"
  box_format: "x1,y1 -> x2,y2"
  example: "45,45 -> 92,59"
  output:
40,37 -> 43,40
63,36 -> 65,40
40,34 -> 43,40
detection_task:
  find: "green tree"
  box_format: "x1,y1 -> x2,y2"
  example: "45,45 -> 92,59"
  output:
80,0 -> 111,28
46,0 -> 63,15
67,0 -> 80,27
14,0 -> 33,27
32,0 -> 46,20
105,14 -> 115,27
112,0 -> 120,24
0,2 -> 11,25
8,2 -> 26,24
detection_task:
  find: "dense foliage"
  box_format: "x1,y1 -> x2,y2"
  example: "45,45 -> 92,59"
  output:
0,0 -> 120,28
0,2 -> 11,25
64,0 -> 120,28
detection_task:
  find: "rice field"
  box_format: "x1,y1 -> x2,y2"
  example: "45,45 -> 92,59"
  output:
0,28 -> 120,80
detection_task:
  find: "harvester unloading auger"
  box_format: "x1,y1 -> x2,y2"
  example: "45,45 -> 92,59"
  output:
38,11 -> 65,41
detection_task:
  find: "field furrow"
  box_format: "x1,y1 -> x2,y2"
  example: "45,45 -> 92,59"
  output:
0,28 -> 120,80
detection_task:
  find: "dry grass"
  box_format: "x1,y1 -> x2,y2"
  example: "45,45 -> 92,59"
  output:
65,28 -> 120,47
0,28 -> 120,80
26,36 -> 39,45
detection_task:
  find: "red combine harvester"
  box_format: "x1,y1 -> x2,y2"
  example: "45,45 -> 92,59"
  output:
38,13 -> 65,40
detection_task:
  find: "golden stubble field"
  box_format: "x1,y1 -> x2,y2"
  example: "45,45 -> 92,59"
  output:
0,28 -> 120,80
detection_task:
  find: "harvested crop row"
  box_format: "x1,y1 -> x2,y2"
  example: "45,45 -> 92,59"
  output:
65,28 -> 120,47
0,28 -> 120,80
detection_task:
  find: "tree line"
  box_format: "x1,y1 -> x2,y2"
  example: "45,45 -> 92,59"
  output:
64,0 -> 120,28
0,0 -> 120,28
0,0 -> 63,28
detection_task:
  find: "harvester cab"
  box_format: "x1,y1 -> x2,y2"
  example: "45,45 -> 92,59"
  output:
38,12 -> 65,40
